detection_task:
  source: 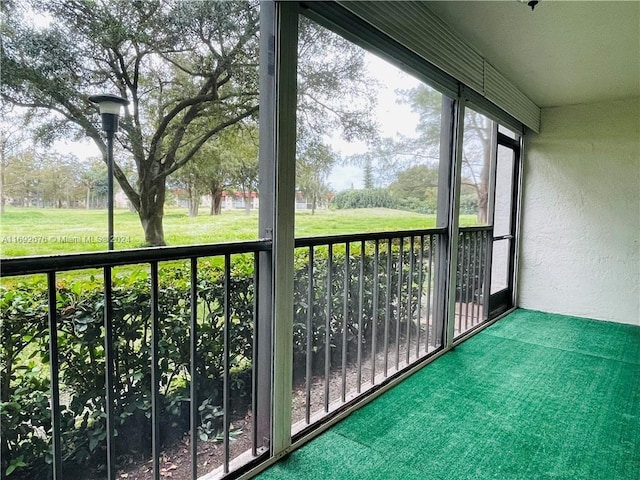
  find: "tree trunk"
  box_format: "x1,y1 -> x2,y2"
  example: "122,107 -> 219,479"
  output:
209,182 -> 223,216
213,194 -> 222,215
140,208 -> 166,246
188,201 -> 199,217
139,178 -> 167,246
477,191 -> 488,224
244,192 -> 251,215
86,186 -> 91,210
477,142 -> 491,224
187,184 -> 199,217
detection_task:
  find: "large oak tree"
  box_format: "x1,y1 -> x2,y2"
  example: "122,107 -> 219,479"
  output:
2,1 -> 377,246
2,0 -> 260,245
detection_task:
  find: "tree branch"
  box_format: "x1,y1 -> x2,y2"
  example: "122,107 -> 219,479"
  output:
147,78 -> 218,161
158,105 -> 258,181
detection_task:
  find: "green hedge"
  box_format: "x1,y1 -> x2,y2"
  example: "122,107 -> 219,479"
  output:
330,189 -> 396,210
1,244 -> 431,479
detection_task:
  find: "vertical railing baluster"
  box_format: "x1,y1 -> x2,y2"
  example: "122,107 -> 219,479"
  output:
252,254 -> 259,456
190,258 -> 198,478
463,232 -> 469,334
467,233 -> 472,328
477,231 -> 484,322
47,272 -> 62,480
470,231 -> 479,328
457,232 -> 464,336
470,232 -> 476,328
103,266 -> 116,480
416,236 -> 424,359
479,232 -> 484,324
458,232 -> 469,335
432,235 -> 438,346
481,231 -> 488,322
465,232 -> 472,332
482,232 -> 493,321
356,240 -> 365,393
324,244 -> 333,413
426,235 -> 433,353
341,242 -> 350,403
476,232 -> 482,324
406,237 -> 414,364
469,232 -> 481,328
395,237 -> 403,370
305,247 -> 314,424
223,254 -> 231,473
475,232 -> 484,324
479,232 -> 484,322
384,239 -> 392,377
371,240 -> 379,385
150,261 -> 160,480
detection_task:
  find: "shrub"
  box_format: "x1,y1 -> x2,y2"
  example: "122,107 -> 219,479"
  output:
0,261 -> 255,479
331,189 -> 396,210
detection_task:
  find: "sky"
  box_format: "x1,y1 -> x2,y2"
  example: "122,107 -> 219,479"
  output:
326,54 -> 421,191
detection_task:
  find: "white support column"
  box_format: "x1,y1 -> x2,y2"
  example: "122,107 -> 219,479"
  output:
444,93 -> 466,347
511,135 -> 525,309
271,0 -> 298,457
487,123 -> 499,226
483,123 -> 499,319
256,0 -> 276,453
434,96 -> 455,344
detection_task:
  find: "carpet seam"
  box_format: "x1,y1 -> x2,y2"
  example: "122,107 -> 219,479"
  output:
333,430 -> 449,480
483,330 -> 640,366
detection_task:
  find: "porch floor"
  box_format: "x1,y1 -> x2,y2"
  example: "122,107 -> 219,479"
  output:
256,309 -> 640,480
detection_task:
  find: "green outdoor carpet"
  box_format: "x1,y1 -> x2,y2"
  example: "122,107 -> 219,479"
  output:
256,309 -> 640,480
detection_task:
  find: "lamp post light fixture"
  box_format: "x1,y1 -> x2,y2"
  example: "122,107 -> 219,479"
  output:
89,94 -> 129,251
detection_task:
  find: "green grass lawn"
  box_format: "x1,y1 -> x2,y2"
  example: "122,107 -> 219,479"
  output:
0,206 -> 479,258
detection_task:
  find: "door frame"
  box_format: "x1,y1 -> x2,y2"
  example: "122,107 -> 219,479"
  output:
488,131 -> 522,318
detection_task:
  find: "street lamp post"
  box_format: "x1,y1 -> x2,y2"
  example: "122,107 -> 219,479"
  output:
89,94 -> 129,250
88,93 -> 129,480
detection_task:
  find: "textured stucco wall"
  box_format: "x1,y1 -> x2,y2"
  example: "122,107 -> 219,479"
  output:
519,98 -> 640,325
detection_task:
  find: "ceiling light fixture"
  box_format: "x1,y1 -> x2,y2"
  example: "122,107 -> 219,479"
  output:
518,0 -> 540,11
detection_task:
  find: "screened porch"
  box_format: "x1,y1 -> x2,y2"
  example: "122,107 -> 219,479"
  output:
1,1 -> 638,480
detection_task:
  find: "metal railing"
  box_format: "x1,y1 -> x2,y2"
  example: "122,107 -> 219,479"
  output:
1,241 -> 271,480
291,228 -> 447,433
1,226 -> 493,479
454,226 -> 491,338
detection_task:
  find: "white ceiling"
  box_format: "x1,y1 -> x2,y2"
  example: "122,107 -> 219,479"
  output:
426,0 -> 640,108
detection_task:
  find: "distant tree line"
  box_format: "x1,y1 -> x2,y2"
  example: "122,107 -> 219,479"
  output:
0,149 -> 110,210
